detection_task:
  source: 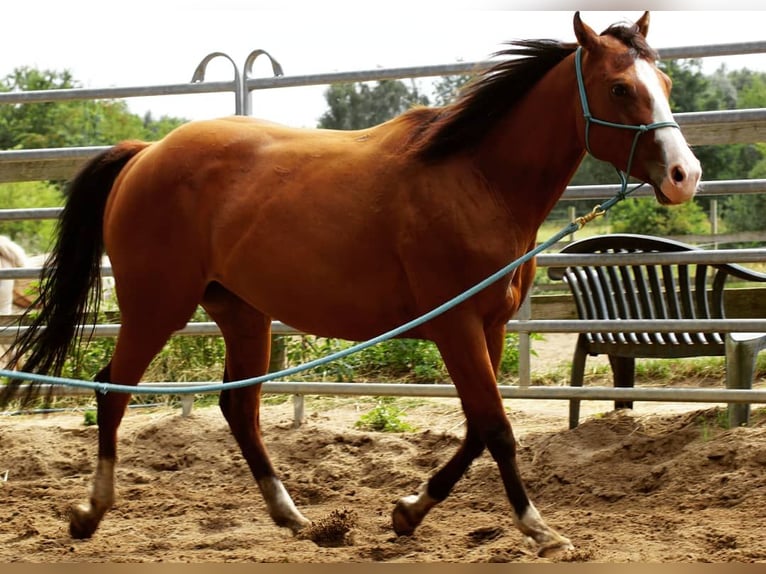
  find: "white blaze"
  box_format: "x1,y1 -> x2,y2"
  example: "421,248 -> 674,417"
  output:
634,58 -> 701,203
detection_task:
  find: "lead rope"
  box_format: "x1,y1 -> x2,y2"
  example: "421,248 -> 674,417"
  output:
0,47 -> 681,396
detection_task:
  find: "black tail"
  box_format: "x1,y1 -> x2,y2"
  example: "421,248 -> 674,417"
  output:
1,141 -> 148,407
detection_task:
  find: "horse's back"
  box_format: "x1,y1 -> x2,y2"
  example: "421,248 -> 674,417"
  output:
102,116 -> 428,337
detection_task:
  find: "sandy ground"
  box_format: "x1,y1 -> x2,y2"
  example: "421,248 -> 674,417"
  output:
1,333 -> 765,563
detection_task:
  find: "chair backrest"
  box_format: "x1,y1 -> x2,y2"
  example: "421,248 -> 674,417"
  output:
548,234 -> 735,349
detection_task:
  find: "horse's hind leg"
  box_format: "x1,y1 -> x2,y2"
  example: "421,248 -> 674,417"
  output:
69,362 -> 122,538
202,283 -> 309,533
69,291 -> 202,538
69,320 -> 191,538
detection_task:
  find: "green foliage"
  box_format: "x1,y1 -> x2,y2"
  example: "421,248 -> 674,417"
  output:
318,79 -> 429,130
282,336 -> 446,383
0,66 -> 186,152
59,335 -> 116,383
83,410 -> 97,426
608,197 -> 709,236
354,398 -> 415,432
499,332 -> 541,378
724,193 -> 766,233
660,60 -> 711,113
723,151 -> 766,233
431,74 -> 472,106
0,181 -> 62,252
354,339 -> 445,382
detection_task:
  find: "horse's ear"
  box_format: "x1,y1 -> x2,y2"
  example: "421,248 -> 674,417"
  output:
636,11 -> 650,38
573,11 -> 598,50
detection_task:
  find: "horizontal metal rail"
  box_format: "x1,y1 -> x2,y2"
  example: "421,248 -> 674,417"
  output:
9,382 -> 766,404
2,247 -> 764,280
562,178 -> 766,201
0,80 -> 236,105
2,319 -> 765,344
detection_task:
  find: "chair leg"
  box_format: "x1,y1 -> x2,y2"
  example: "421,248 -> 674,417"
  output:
609,355 -> 635,411
569,335 -> 588,429
725,335 -> 761,427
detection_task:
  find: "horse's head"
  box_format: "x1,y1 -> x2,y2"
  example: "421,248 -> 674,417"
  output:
573,11 -> 701,205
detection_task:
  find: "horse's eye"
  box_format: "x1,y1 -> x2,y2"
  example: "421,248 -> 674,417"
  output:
611,84 -> 628,97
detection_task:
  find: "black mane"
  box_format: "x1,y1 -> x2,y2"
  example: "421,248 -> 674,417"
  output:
408,21 -> 653,161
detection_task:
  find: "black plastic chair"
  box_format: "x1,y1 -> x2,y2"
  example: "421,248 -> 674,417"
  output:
547,233 -> 766,429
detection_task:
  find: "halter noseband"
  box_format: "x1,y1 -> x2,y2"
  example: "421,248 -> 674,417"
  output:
574,46 -> 680,191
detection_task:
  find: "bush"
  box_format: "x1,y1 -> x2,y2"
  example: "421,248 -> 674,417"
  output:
354,398 -> 415,432
609,196 -> 709,236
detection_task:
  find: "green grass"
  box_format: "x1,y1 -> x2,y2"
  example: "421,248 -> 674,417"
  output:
354,397 -> 416,433
82,410 -> 97,426
695,408 -> 734,439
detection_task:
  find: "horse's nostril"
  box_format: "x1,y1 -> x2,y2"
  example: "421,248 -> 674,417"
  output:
672,165 -> 686,184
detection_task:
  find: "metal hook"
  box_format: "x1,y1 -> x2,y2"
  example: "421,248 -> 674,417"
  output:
244,49 -> 284,79
575,204 -> 606,229
191,52 -> 244,115
242,49 -> 284,116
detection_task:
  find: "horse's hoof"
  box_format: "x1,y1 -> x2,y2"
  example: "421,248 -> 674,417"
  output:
282,516 -> 311,535
534,535 -> 574,558
68,503 -> 98,539
391,498 -> 419,536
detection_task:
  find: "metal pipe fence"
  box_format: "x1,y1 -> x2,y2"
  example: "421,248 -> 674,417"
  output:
1,40 -> 766,420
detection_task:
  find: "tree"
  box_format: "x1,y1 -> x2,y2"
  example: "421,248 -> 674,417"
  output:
724,149 -> 766,234
719,70 -> 766,234
318,79 -> 429,130
431,74 -> 472,106
0,66 -> 187,150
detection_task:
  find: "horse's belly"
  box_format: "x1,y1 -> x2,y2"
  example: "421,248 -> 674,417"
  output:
223,261 -> 418,342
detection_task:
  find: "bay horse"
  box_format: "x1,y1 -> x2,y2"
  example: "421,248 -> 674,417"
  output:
0,12 -> 701,555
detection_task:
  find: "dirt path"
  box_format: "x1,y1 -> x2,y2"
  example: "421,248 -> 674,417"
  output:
1,393 -> 765,563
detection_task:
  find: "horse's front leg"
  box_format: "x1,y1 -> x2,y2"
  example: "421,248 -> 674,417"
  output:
392,423 -> 484,535
393,322 -> 505,536
393,324 -> 572,556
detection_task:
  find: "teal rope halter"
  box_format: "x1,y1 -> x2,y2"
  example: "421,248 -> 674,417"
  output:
575,46 -> 680,195
0,46 -> 683,396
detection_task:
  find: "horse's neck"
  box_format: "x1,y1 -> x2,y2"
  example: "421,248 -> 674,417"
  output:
475,55 -> 586,233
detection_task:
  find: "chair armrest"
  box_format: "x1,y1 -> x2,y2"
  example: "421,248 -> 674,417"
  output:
717,262 -> 766,283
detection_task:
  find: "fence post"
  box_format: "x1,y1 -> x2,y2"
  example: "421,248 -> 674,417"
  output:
568,206 -> 577,243
180,395 -> 194,417
292,394 -> 305,429
517,293 -> 532,387
267,334 -> 305,427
